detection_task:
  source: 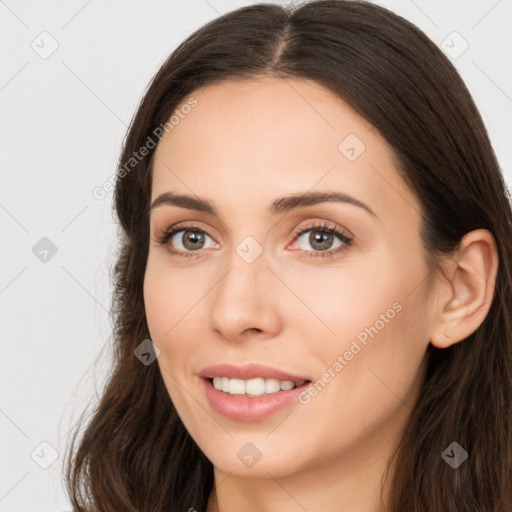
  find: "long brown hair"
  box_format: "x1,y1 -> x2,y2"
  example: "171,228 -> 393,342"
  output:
64,1 -> 512,510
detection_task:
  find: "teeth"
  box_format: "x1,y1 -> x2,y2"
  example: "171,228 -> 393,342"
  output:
212,377 -> 306,396
265,378 -> 281,394
280,380 -> 295,391
228,378 -> 245,395
245,377 -> 266,396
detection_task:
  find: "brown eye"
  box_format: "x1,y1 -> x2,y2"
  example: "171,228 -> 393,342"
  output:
179,230 -> 206,250
157,225 -> 217,257
290,221 -> 354,259
295,228 -> 345,252
305,231 -> 336,251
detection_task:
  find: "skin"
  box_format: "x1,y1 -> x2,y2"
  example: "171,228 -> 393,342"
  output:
143,77 -> 498,511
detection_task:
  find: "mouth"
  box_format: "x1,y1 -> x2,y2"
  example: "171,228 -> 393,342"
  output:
207,376 -> 308,397
201,377 -> 311,422
199,363 -> 312,422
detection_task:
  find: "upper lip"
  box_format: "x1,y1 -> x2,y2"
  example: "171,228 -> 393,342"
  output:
199,363 -> 310,382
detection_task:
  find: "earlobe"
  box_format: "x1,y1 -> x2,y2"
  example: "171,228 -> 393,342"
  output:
429,229 -> 499,349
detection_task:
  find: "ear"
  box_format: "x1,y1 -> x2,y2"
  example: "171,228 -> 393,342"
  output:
429,229 -> 499,349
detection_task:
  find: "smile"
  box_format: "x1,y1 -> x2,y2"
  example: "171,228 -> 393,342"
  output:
211,376 -> 306,397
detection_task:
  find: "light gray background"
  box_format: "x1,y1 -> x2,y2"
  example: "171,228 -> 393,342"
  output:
1,0 -> 511,510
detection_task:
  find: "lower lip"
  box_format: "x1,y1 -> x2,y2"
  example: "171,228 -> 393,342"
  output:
201,378 -> 310,422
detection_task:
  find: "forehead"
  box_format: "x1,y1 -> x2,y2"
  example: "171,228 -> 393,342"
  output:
151,77 -> 419,222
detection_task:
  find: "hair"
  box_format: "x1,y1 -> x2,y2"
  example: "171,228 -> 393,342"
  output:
64,1 -> 512,510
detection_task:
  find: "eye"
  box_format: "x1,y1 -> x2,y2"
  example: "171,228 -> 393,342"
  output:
156,224 -> 217,258
290,220 -> 353,259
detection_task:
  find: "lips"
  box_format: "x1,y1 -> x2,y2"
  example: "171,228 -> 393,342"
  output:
199,363 -> 312,421
199,363 -> 311,382
201,377 -> 310,422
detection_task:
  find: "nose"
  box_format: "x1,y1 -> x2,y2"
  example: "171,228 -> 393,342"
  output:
207,253 -> 282,343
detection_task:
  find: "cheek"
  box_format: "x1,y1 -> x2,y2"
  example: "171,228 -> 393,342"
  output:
319,242 -> 429,348
295,289 -> 428,463
287,262 -> 400,355
143,256 -> 209,386
143,255 -> 197,340
143,267 -> 191,404
143,267 -> 170,339
303,248 -> 430,406
143,259 -> 220,447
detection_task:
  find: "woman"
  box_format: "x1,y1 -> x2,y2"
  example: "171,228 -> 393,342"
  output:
65,1 -> 512,510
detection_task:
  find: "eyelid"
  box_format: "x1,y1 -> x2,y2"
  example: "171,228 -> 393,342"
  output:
157,220 -> 218,240
289,219 -> 353,243
157,218 -> 351,240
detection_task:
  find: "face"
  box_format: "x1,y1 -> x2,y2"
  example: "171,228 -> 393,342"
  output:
144,77 -> 435,480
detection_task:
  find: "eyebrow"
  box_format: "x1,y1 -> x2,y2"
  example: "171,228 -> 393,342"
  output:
150,190 -> 377,218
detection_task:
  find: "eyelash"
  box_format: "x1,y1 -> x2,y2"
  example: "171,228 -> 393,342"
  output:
155,220 -> 353,260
